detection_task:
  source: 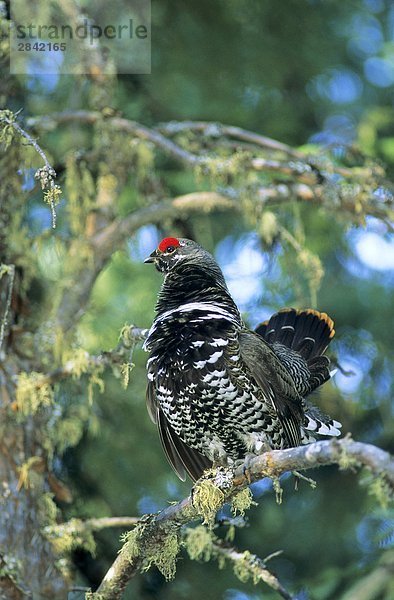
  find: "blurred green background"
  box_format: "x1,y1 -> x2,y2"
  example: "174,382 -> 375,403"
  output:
4,0 -> 394,598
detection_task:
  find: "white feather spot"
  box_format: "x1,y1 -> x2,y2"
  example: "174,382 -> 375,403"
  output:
194,360 -> 207,369
306,417 -> 317,431
317,423 -> 332,435
207,351 -> 223,364
211,338 -> 229,347
191,340 -> 205,347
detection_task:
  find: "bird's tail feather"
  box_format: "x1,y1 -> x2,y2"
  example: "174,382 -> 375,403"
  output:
255,308 -> 335,360
302,400 -> 342,441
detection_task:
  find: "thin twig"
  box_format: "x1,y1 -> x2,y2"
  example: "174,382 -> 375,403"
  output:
1,112 -> 60,227
2,114 -> 53,171
28,327 -> 147,387
156,120 -> 303,158
212,540 -> 293,600
0,264 -> 15,356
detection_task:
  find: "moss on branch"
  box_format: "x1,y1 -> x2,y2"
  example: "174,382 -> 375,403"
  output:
89,437 -> 393,599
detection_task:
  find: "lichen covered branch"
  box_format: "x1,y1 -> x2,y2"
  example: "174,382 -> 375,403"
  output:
90,437 -> 393,599
27,111 -> 393,194
0,110 -> 61,227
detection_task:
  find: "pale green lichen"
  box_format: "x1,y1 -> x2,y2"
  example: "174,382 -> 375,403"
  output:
15,371 -> 54,415
65,155 -> 96,235
38,492 -> 58,525
144,529 -> 179,580
130,140 -> 155,180
225,524 -> 236,543
121,521 -> 180,581
0,109 -> 16,149
184,525 -> 214,562
258,211 -> 278,246
62,347 -> 91,378
43,184 -> 62,207
87,367 -> 105,405
192,479 -> 225,526
16,456 -> 44,491
120,362 -> 134,389
233,550 -> 268,585
61,347 -> 105,404
194,151 -> 253,186
367,474 -> 393,510
296,248 -> 324,307
231,488 -> 255,516
53,416 -> 85,454
45,518 -> 96,557
337,449 -> 361,471
0,552 -> 22,582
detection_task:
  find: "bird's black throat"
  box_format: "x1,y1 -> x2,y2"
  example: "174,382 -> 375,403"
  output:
155,262 -> 241,320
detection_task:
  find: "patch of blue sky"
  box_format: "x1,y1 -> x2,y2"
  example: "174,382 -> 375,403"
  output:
333,354 -> 365,396
347,14 -> 383,58
364,56 -> 394,87
19,167 -> 36,191
224,590 -> 260,600
309,69 -> 363,104
137,494 -> 161,515
352,230 -> 394,272
24,47 -> 63,91
309,113 -> 357,145
215,233 -> 266,311
28,204 -> 55,233
357,512 -> 394,558
128,225 -> 159,261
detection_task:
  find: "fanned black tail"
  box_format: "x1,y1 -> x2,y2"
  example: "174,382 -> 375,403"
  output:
256,308 -> 341,439
255,307 -> 335,359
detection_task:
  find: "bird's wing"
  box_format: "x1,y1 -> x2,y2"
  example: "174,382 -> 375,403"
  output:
238,331 -> 304,447
146,380 -> 212,482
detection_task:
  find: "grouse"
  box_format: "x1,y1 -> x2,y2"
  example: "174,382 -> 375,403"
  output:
143,237 -> 341,482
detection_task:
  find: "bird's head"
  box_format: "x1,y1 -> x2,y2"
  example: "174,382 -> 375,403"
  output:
145,236 -> 236,313
144,237 -> 204,273
144,236 -> 227,284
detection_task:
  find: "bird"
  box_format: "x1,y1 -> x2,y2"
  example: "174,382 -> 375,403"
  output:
143,236 -> 341,482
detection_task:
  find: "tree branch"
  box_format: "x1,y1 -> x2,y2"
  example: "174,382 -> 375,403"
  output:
27,112 -> 391,187
43,326 -> 147,385
24,113 -> 391,335
57,516 -> 292,599
53,193 -> 236,333
211,540 -> 293,600
91,437 -> 393,599
0,264 -> 15,356
0,110 -> 61,227
1,111 -> 54,172
156,120 -> 303,158
27,111 -> 202,167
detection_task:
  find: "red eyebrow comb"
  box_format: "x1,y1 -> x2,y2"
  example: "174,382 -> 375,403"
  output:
158,237 -> 181,252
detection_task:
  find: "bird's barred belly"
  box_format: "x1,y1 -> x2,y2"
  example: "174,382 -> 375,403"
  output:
147,316 -> 286,461
155,364 -> 284,461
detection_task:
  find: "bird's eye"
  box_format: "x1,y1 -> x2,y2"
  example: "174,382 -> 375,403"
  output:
165,246 -> 176,253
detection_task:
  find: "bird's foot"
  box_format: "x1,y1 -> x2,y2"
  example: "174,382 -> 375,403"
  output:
202,463 -> 234,490
234,452 -> 256,484
191,463 -> 234,526
292,470 -> 317,490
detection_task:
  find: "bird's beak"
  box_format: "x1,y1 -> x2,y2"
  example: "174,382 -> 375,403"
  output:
144,249 -> 158,264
